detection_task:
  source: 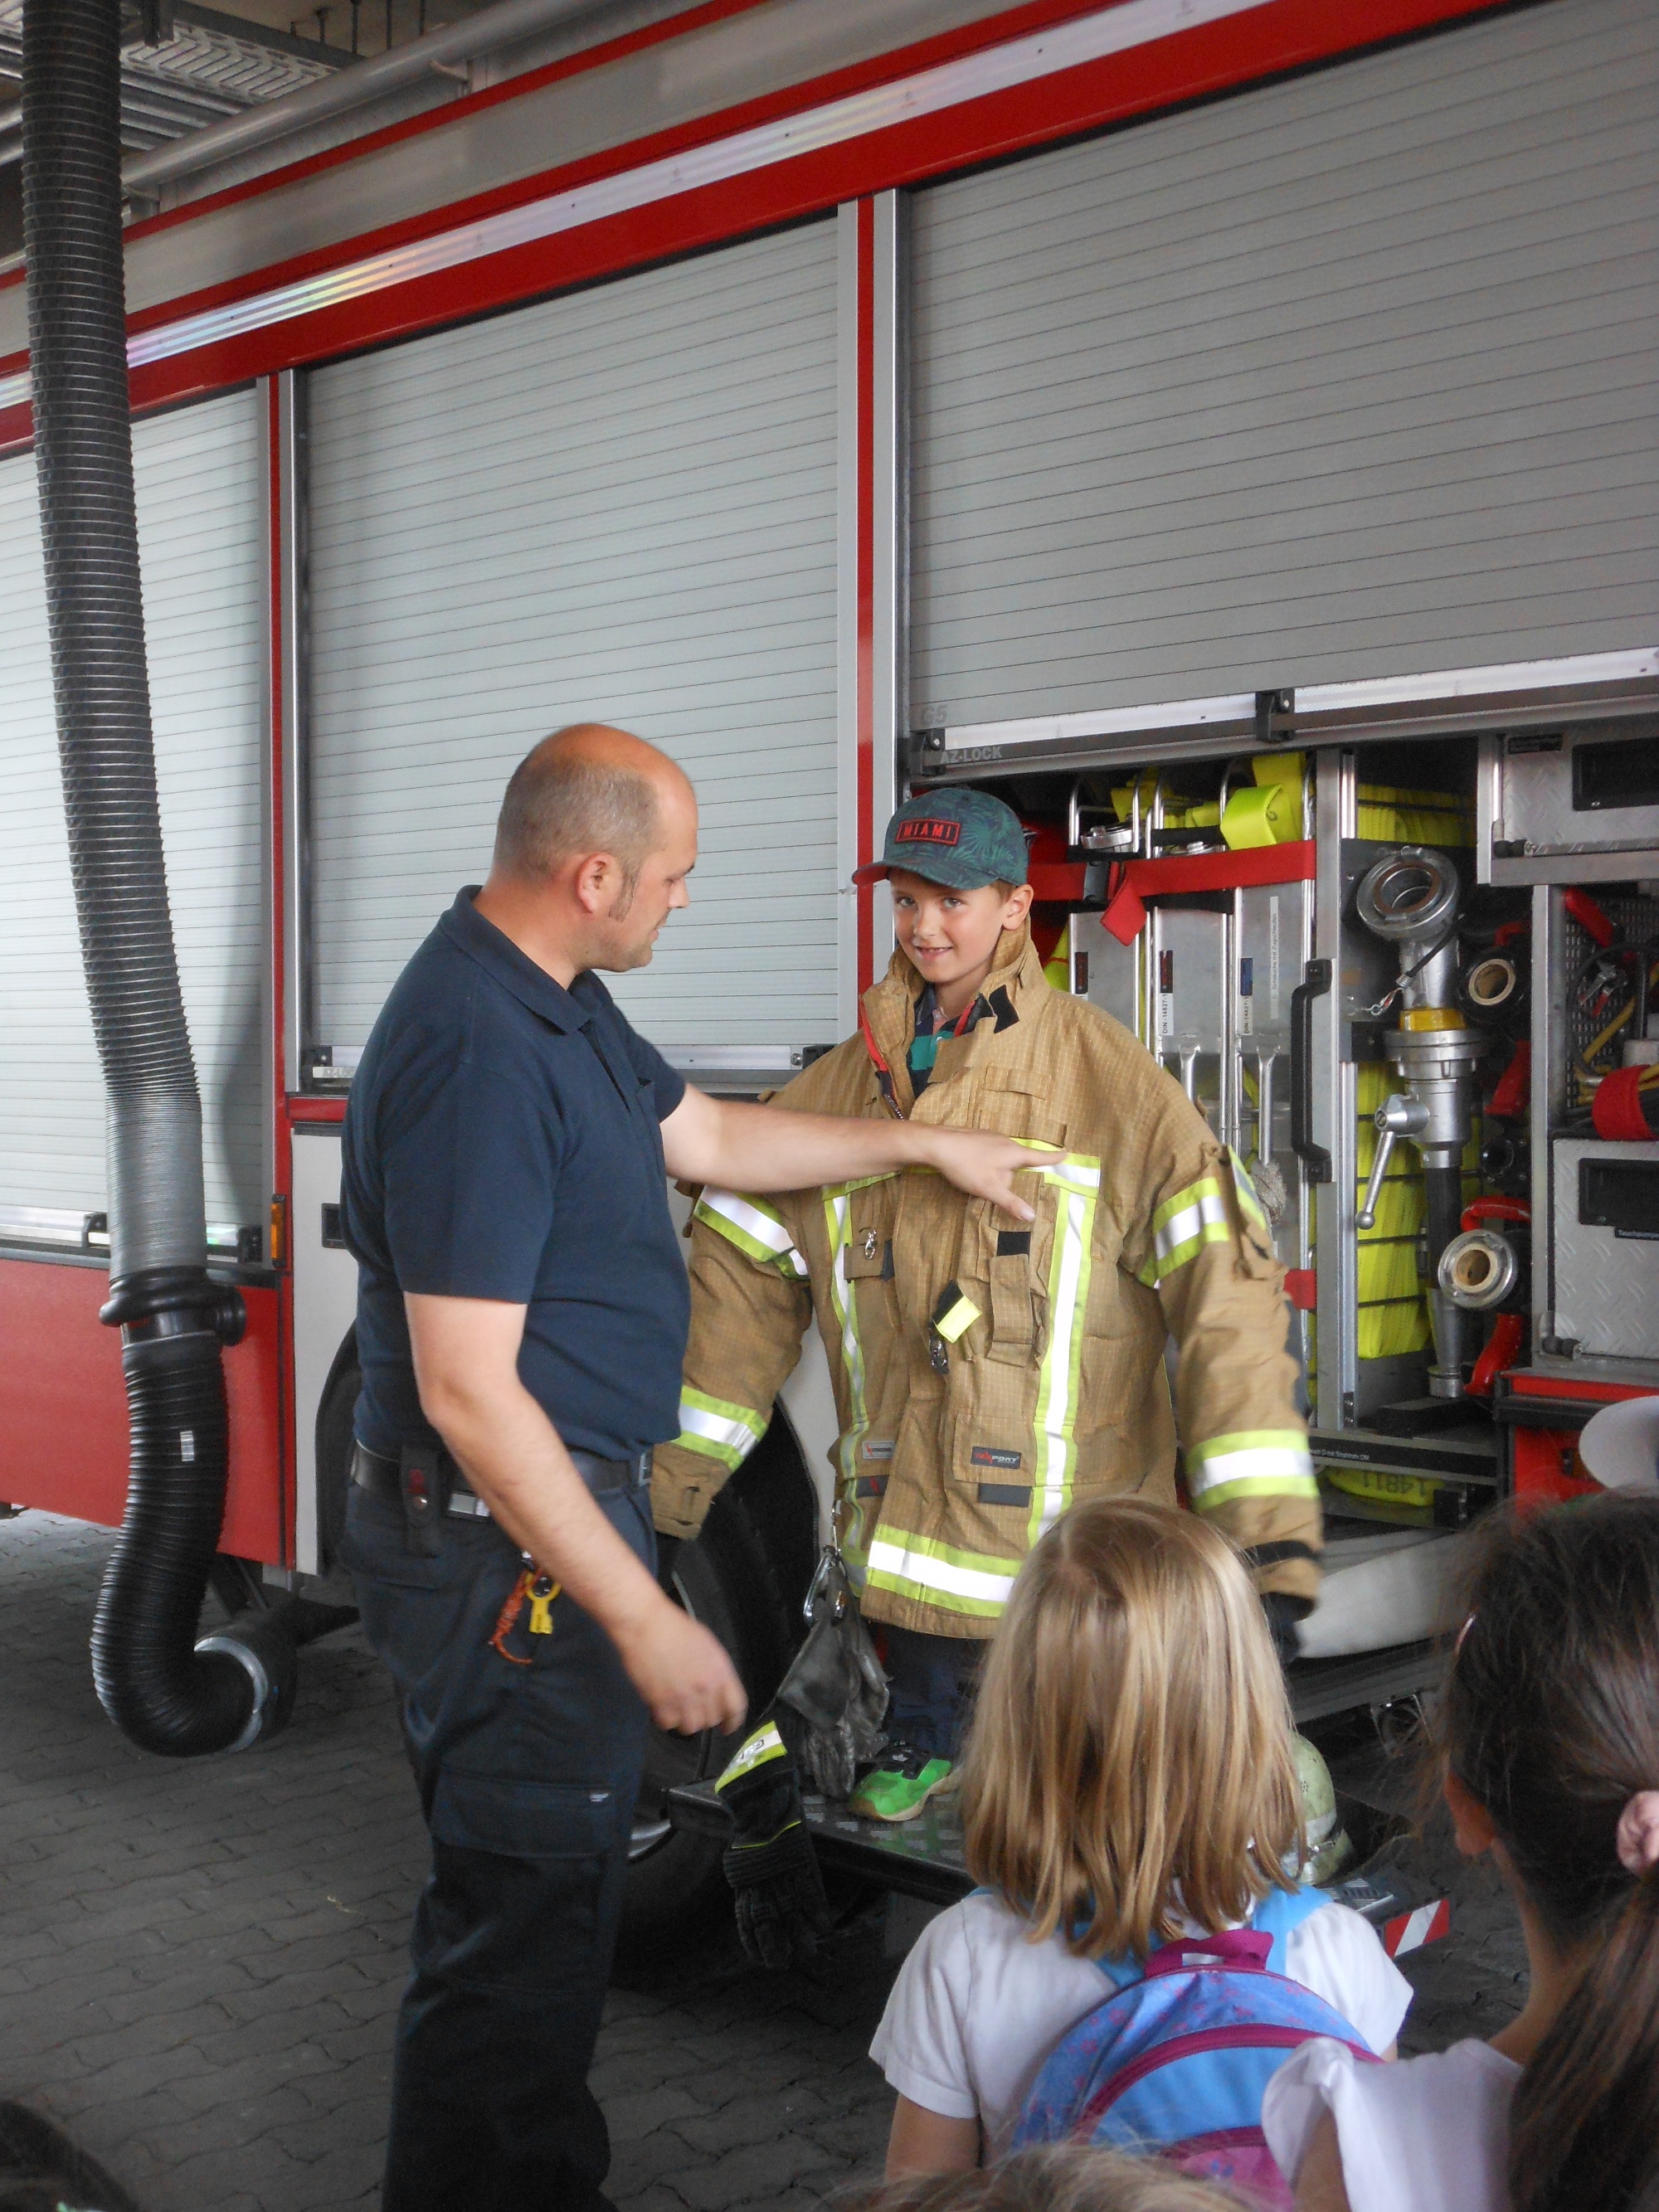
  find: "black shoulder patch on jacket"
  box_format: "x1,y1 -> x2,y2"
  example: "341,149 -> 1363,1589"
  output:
987,986 -> 1019,1033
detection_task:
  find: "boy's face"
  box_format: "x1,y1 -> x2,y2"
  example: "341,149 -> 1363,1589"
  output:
888,869 -> 1034,995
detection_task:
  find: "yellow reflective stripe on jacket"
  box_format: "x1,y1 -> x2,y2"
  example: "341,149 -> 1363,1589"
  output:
714,1720 -> 786,1791
694,1188 -> 810,1277
1030,1164 -> 1099,1542
1185,1429 -> 1318,1512
823,1169 -> 904,1199
865,1529 -> 1022,1620
1011,1139 -> 1102,1198
824,1190 -> 873,1582
1140,1174 -> 1232,1285
674,1386 -> 767,1473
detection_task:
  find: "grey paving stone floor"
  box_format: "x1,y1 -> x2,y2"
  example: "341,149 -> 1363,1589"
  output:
0,1513 -> 1525,2212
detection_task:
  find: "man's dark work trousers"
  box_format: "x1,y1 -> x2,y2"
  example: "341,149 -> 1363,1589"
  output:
344,1477 -> 654,2212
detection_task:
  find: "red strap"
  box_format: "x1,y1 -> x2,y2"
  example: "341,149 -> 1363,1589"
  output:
1469,1311 -> 1526,1397
1564,887 -> 1618,949
1488,1043 -> 1530,1121
1283,1269 -> 1317,1312
1029,860 -> 1087,903
1593,1066 -> 1657,1141
1102,878 -> 1147,946
1098,842 -> 1316,943
1462,1197 -> 1530,1231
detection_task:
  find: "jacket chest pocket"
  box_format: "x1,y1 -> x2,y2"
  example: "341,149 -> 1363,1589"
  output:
841,1217 -> 893,1281
932,1201 -> 1058,1499
987,1234 -> 1037,1364
953,1187 -> 1059,1347
969,1066 -> 1069,1150
836,1185 -> 902,1291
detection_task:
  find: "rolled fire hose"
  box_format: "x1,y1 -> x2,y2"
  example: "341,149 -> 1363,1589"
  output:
21,0 -> 273,1753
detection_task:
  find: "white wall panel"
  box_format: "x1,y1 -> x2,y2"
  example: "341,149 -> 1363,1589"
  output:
307,220 -> 839,1053
911,0 -> 1659,727
0,391 -> 268,1224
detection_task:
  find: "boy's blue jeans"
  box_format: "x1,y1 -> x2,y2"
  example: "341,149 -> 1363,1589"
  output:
883,1624 -> 983,1762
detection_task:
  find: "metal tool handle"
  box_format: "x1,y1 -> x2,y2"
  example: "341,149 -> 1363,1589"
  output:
1356,1125 -> 1397,1231
1357,1095 -> 1430,1230
1290,960 -> 1332,1184
1257,1049 -> 1276,1163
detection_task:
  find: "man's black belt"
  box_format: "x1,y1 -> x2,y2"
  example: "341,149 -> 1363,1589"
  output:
351,1440 -> 649,1524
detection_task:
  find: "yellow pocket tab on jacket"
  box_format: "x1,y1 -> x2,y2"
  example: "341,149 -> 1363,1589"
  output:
932,1281 -> 982,1344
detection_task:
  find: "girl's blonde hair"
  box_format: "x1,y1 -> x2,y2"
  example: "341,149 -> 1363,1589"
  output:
961,1497 -> 1301,1959
842,2143 -> 1251,2212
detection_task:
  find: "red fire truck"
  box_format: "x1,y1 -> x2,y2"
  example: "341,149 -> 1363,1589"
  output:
2,0 -> 1656,1937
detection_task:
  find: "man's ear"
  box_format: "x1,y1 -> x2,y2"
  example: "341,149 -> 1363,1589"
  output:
1443,1767 -> 1499,1859
572,852 -> 615,916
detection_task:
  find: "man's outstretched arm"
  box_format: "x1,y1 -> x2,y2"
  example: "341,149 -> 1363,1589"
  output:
660,1085 -> 1036,1221
404,1291 -> 747,1738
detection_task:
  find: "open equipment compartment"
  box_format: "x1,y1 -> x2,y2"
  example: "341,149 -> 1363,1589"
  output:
902,696 -> 1659,1689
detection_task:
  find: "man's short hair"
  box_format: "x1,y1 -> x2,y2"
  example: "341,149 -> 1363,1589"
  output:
493,734 -> 661,909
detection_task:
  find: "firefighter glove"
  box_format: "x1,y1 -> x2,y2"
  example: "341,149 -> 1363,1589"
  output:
715,1719 -> 831,1973
775,1547 -> 890,1801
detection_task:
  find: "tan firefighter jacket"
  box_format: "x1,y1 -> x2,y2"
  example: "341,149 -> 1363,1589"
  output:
652,926 -> 1321,1639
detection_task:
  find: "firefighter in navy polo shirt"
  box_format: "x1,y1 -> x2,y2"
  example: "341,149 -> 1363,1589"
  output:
338,727 -> 1035,2212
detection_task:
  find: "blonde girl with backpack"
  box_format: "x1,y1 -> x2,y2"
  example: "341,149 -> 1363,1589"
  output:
870,1498 -> 1410,2177
1263,1490 -> 1659,2212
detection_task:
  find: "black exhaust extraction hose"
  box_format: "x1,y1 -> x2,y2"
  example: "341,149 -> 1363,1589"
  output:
22,0 -> 259,1754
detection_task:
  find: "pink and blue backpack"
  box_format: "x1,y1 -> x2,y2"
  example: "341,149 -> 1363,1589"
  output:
1011,1886 -> 1379,2209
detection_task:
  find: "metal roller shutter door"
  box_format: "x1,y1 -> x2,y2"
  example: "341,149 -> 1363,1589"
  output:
0,391 -> 268,1227
911,0 -> 1659,731
307,220 -> 839,1057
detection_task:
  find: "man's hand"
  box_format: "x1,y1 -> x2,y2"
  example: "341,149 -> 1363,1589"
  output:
912,1125 -> 1040,1222
663,1087 -> 1037,1219
612,1598 -> 748,1736
405,1292 -> 746,1734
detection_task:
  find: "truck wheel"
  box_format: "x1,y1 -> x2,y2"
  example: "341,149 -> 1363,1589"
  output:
314,1331 -> 361,1573
616,1475 -> 800,1960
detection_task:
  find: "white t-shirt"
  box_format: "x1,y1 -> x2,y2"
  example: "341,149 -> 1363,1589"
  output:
1262,2036 -> 1520,2212
870,1889 -> 1413,2160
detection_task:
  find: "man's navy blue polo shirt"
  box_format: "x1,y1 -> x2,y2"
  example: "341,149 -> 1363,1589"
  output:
340,888 -> 688,1462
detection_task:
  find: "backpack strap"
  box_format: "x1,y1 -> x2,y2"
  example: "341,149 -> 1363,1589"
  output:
1248,1884 -> 1331,1976
1081,1884 -> 1330,1991
1143,1928 -> 1273,1979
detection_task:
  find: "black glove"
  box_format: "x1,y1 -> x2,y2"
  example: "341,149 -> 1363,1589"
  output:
1261,1589 -> 1307,1668
715,1719 -> 831,1973
776,1547 -> 890,1800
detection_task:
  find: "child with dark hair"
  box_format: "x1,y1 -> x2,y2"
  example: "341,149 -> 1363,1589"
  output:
1263,1490 -> 1659,2212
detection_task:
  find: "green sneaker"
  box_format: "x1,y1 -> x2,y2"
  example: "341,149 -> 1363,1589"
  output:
848,1741 -> 953,1824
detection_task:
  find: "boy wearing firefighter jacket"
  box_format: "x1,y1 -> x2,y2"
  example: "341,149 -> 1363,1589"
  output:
653,790 -> 1321,1847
